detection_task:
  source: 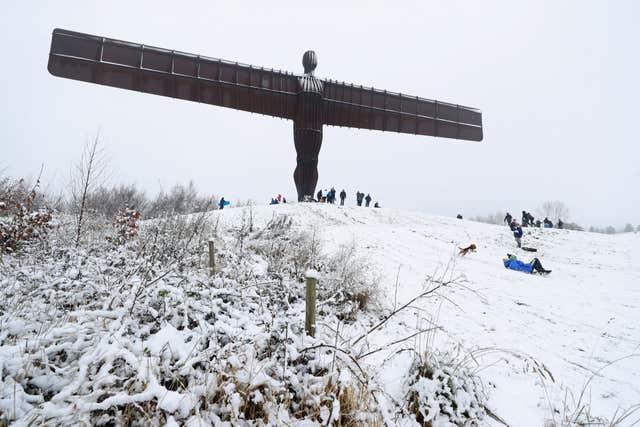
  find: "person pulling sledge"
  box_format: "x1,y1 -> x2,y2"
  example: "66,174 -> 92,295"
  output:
339,189 -> 346,206
503,254 -> 551,274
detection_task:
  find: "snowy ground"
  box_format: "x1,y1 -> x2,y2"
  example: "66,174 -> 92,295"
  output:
1,203 -> 639,425
213,203 -> 640,425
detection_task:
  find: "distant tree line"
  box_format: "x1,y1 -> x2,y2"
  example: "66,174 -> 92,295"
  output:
589,224 -> 639,234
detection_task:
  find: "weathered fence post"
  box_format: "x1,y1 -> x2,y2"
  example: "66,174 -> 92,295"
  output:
208,239 -> 215,276
305,272 -> 317,337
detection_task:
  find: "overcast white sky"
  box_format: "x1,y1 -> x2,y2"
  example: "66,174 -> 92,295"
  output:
1,1 -> 638,227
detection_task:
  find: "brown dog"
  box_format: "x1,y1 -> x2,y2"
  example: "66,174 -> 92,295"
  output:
458,243 -> 477,256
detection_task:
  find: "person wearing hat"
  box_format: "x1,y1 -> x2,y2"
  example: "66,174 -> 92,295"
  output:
503,254 -> 551,274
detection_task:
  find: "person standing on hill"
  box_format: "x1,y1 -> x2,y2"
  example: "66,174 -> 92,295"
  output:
504,212 -> 513,226
365,194 -> 372,207
356,191 -> 364,207
513,221 -> 523,248
316,189 -> 323,202
327,188 -> 336,204
557,219 -> 564,229
522,211 -> 529,227
219,197 -> 226,210
339,189 -> 346,206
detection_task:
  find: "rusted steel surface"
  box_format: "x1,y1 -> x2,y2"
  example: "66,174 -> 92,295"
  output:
48,29 -> 298,119
48,28 -> 484,200
322,81 -> 483,141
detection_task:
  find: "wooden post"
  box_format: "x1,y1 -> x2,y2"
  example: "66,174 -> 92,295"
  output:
305,275 -> 317,337
208,239 -> 215,276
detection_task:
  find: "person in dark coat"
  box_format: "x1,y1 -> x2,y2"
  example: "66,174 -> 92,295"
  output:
339,189 -> 346,206
327,188 -> 336,204
504,212 -> 513,226
543,217 -> 553,228
557,219 -> 564,229
365,193 -> 372,207
219,197 -> 226,210
374,202 -> 381,208
503,254 -> 551,274
527,212 -> 536,226
513,221 -> 523,248
535,219 -> 542,228
316,189 -> 323,202
522,211 -> 529,227
356,191 -> 364,206
456,214 -> 463,219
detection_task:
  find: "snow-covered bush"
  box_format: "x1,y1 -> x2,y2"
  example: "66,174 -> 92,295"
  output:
249,213 -> 323,279
108,207 -> 141,246
405,352 -> 487,426
323,241 -> 381,321
0,177 -> 52,253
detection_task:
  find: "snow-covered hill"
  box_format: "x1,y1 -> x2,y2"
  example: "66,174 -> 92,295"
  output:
1,203 -> 638,426
215,203 -> 640,425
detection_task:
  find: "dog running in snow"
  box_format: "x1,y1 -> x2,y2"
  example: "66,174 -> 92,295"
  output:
458,243 -> 477,256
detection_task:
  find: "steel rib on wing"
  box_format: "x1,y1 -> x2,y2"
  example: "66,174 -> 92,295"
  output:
322,80 -> 483,141
47,28 -> 298,120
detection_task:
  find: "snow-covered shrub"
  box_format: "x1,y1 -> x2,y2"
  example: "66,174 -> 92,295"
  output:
405,352 -> 487,426
324,241 -> 381,321
250,213 -> 323,280
0,177 -> 52,253
108,207 -> 141,246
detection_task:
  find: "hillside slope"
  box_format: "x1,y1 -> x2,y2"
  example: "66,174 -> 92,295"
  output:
1,203 -> 638,425
216,203 -> 640,425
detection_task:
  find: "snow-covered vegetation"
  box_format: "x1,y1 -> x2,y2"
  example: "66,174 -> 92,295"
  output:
1,202 -> 639,425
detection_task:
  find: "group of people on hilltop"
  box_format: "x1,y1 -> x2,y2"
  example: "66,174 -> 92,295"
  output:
217,189 -> 381,209
315,188 -> 379,208
269,194 -> 287,205
317,188 -> 338,204
355,191 -> 377,207
504,211 -> 564,229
